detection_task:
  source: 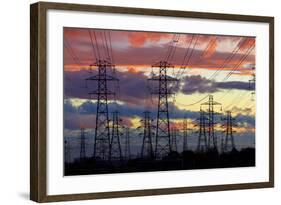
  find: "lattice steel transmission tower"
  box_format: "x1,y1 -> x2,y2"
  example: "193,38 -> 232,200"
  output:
196,109 -> 208,152
141,111 -> 154,159
201,95 -> 221,151
86,60 -> 118,161
80,128 -> 86,160
182,117 -> 188,152
249,66 -> 256,101
64,140 -> 71,163
148,61 -> 178,159
221,111 -> 236,153
109,111 -> 123,161
124,127 -> 131,160
171,128 -> 178,152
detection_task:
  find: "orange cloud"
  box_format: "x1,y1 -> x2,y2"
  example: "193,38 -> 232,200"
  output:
127,32 -> 171,47
64,27 -> 90,42
202,37 -> 217,58
128,67 -> 138,73
170,121 -> 187,131
64,64 -> 97,72
238,38 -> 255,51
63,28 -> 255,77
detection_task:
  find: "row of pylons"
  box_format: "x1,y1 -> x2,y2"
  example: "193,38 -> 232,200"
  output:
66,59 -> 236,163
69,97 -> 236,163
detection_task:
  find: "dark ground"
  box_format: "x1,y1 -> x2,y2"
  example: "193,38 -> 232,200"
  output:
64,147 -> 255,176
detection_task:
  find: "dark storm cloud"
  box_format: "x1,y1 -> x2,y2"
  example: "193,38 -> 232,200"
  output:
65,70 -> 254,102
180,75 -> 254,95
64,70 -> 97,99
64,97 -> 255,132
65,69 -> 155,105
64,113 -> 96,130
116,70 -> 150,105
168,103 -> 200,120
78,100 -> 97,114
64,97 -> 199,121
217,81 -> 254,91
181,75 -> 217,94
235,114 -> 255,127
65,99 -> 146,118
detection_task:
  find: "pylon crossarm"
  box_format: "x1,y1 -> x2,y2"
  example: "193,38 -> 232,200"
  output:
152,61 -> 173,68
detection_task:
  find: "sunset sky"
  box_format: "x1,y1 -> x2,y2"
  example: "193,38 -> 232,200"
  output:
63,27 -> 255,150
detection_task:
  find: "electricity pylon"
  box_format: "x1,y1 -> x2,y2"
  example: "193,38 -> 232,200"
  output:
85,60 -> 117,161
221,111 -> 236,153
64,140 -> 71,163
171,127 -> 178,152
148,61 -> 178,159
141,111 -> 154,159
196,109 -> 208,152
201,95 -> 221,151
124,127 -> 131,160
249,66 -> 256,101
182,117 -> 188,152
80,128 -> 86,160
109,111 -> 123,161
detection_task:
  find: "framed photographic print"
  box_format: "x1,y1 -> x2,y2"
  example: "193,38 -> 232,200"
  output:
30,1 -> 274,202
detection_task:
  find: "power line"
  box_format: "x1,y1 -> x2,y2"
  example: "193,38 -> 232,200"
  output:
173,36 -> 230,108
64,38 -> 87,91
105,31 -> 116,75
169,34 -> 181,63
98,31 -> 109,60
108,31 -> 115,64
223,90 -> 248,111
92,30 -> 101,59
180,34 -> 195,68
177,35 -> 199,78
207,37 -> 245,81
64,38 -> 82,66
217,43 -> 255,108
102,31 -> 111,61
175,35 -> 195,78
201,36 -> 217,58
222,43 -> 255,81
164,34 -> 180,62
177,35 -> 217,79
177,37 -> 255,107
163,34 -> 176,62
173,38 -> 244,107
87,29 -> 98,62
176,94 -> 210,107
239,93 -> 255,108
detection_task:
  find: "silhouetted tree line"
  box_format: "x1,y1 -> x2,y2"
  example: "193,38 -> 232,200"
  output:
64,147 -> 255,176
